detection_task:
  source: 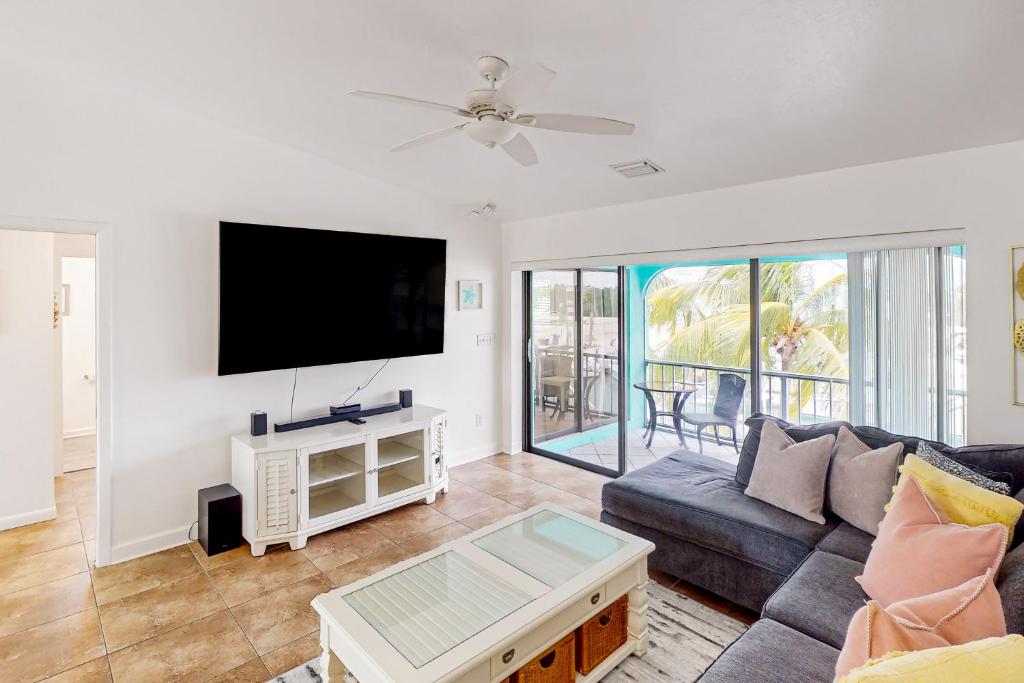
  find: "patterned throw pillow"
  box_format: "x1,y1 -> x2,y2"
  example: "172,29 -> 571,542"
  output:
917,442 -> 1012,496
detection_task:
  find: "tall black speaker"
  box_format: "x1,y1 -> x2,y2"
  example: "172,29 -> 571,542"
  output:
198,484 -> 242,557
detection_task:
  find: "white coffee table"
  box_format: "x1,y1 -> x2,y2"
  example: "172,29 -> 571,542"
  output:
311,503 -> 655,682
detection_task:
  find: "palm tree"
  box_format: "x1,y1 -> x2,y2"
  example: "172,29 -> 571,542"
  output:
647,262 -> 848,420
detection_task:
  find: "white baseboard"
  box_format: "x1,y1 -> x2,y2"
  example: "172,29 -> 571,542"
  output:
109,524 -> 192,565
0,506 -> 57,532
449,442 -> 502,468
63,428 -> 96,439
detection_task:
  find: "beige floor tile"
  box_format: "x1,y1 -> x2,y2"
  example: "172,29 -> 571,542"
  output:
98,572 -> 227,652
55,475 -> 74,501
326,545 -> 412,588
85,540 -> 97,567
299,522 -> 395,572
0,518 -> 83,559
75,494 -> 98,518
552,470 -> 609,502
79,516 -> 96,542
361,503 -> 453,543
41,656 -> 111,682
514,486 -> 603,519
66,469 -> 96,487
261,631 -> 321,676
108,610 -> 255,682
56,496 -> 81,521
230,575 -> 331,655
459,502 -> 524,530
63,437 -> 97,474
207,549 -> 320,607
428,486 -> 507,521
0,571 -> 95,639
453,468 -> 549,503
91,544 -> 201,605
187,540 -> 254,571
209,657 -> 272,682
400,522 -> 472,556
0,543 -> 88,595
0,608 -> 106,681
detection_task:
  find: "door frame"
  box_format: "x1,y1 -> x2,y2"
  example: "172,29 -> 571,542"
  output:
0,214 -> 113,566
522,267 -> 626,478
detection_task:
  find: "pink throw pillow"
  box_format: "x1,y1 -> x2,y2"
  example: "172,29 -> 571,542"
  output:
856,476 -> 1007,606
835,571 -> 1006,680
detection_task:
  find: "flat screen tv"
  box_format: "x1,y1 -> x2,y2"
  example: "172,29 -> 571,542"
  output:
218,222 -> 446,375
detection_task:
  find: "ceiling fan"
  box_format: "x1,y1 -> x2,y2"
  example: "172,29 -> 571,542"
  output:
349,56 -> 635,166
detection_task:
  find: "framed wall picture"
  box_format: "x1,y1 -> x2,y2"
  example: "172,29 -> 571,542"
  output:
458,280 -> 482,310
1013,245 -> 1024,405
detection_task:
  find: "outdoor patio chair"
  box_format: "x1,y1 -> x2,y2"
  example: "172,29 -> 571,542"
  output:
680,373 -> 746,453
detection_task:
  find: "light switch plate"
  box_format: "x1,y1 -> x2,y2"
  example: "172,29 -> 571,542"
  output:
476,333 -> 494,346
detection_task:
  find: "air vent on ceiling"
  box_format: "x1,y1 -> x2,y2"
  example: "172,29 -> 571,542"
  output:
610,159 -> 665,178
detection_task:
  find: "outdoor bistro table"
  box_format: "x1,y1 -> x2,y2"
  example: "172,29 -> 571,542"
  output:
633,380 -> 698,449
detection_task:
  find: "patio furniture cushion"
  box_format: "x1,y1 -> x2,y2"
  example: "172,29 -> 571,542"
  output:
602,449 -> 839,576
680,412 -> 733,426
816,522 -> 876,564
762,550 -> 867,649
735,413 -> 852,487
698,618 -> 839,683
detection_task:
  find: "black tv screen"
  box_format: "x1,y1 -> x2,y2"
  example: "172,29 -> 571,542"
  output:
218,222 -> 446,375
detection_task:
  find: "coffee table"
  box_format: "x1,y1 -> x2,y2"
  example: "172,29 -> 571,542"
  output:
312,503 -> 655,682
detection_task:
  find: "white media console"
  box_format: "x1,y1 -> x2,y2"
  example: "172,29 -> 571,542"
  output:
231,405 -> 448,556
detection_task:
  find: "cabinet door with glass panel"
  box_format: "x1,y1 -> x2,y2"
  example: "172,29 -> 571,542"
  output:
371,425 -> 430,505
300,437 -> 371,528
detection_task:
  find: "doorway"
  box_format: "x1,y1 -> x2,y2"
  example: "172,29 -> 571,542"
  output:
523,267 -> 626,476
0,224 -> 101,563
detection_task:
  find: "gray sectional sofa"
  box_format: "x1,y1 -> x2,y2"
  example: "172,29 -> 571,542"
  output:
600,414 -> 1024,682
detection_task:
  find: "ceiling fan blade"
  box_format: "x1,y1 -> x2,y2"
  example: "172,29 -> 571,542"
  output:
502,133 -> 538,166
349,90 -> 472,117
390,123 -> 469,152
515,113 -> 635,135
495,63 -> 556,110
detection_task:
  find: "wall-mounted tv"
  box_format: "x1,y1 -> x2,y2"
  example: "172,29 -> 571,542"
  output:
218,222 -> 446,375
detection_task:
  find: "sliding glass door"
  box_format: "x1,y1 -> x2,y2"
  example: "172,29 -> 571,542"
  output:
525,269 -> 624,476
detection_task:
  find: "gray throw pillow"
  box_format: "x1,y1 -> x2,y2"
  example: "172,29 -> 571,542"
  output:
827,426 -> 903,535
916,441 -> 1013,496
744,421 -> 835,524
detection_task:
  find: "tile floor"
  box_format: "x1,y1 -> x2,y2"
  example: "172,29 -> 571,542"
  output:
0,452 -> 754,682
63,435 -> 97,474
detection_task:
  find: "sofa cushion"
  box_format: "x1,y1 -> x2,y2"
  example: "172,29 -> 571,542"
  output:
744,421 -> 834,524
999,540 -> 1024,635
763,551 -> 867,649
816,522 -> 875,564
698,618 -> 839,683
736,413 -> 852,487
603,450 -> 838,576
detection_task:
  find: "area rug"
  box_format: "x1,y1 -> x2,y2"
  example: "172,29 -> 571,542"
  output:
271,582 -> 746,682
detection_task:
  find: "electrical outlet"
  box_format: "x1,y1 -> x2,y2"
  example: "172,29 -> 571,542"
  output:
476,333 -> 494,347
475,414 -> 483,428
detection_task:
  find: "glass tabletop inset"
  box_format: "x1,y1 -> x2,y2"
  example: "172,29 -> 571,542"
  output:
343,551 -> 532,668
472,510 -> 627,588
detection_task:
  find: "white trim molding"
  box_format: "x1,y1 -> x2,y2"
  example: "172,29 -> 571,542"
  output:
0,506 -> 57,532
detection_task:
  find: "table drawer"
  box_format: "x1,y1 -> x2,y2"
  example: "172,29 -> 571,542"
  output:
491,583 -> 606,679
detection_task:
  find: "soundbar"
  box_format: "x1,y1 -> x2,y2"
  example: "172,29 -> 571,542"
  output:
274,401 -> 403,433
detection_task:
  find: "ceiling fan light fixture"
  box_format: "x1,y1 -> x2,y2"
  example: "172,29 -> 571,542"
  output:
466,116 -> 516,147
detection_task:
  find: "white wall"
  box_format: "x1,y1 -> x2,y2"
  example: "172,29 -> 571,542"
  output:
0,59 -> 502,562
0,230 -> 56,529
61,256 -> 97,438
503,141 -> 1024,447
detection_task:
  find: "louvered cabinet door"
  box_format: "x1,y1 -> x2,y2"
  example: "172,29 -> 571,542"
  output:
256,450 -> 298,537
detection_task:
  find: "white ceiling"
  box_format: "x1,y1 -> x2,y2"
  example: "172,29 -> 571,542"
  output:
2,0 -> 1023,220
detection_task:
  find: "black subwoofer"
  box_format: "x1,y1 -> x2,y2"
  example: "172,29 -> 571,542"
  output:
198,483 -> 242,557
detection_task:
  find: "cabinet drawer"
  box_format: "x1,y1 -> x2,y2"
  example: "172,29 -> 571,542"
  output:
575,594 -> 628,675
511,632 -> 575,683
491,583 -> 605,678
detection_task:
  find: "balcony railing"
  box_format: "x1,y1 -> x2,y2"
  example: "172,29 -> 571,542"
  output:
643,359 -> 850,440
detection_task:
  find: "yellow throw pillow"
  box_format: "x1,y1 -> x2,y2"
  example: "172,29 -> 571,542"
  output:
838,635 -> 1024,682
885,454 -> 1023,545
